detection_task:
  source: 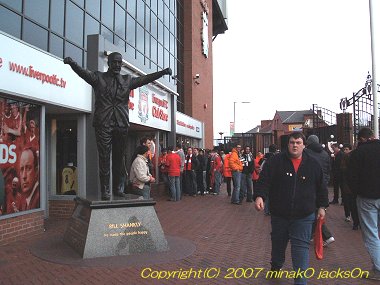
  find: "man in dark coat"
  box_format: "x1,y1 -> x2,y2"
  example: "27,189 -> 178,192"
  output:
331,142 -> 343,204
348,127 -> 380,280
254,132 -> 328,285
64,52 -> 171,200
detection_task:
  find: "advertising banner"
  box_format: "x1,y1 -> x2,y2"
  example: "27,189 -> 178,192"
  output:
0,97 -> 40,215
176,112 -> 202,139
0,32 -> 92,112
129,85 -> 171,131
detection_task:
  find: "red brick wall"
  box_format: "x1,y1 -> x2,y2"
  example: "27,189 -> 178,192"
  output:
0,211 -> 44,246
49,200 -> 76,219
183,0 -> 214,148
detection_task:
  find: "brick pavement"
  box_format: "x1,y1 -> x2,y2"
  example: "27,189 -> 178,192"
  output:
0,185 -> 376,285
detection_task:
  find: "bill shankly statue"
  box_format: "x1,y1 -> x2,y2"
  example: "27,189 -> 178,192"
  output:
64,52 -> 172,200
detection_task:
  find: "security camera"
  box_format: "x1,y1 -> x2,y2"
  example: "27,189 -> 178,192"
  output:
194,74 -> 200,79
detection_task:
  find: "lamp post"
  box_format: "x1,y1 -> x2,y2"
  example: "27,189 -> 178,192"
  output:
233,101 -> 251,134
369,0 -> 379,138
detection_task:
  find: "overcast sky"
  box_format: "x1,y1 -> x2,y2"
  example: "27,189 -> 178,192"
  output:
213,0 -> 379,140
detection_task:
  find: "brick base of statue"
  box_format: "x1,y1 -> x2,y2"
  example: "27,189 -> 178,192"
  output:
63,196 -> 169,259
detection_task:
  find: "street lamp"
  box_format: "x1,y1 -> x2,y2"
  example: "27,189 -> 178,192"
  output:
369,0 -> 378,138
233,101 -> 251,134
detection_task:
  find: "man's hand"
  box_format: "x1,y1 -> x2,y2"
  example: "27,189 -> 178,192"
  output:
149,176 -> 156,183
64,57 -> 74,65
164,67 -> 172,76
254,197 -> 265,211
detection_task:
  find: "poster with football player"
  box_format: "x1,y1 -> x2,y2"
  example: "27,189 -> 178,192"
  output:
0,97 -> 40,215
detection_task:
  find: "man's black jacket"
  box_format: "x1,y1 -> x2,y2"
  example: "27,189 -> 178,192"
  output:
347,139 -> 380,199
254,150 -> 328,218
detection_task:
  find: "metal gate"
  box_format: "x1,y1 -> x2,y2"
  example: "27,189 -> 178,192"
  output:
306,104 -> 338,146
340,73 -> 379,142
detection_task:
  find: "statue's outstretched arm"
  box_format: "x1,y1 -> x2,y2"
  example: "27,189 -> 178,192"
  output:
64,57 -> 97,86
130,68 -> 172,89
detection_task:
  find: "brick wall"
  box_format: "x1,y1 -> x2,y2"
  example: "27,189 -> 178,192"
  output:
49,200 -> 76,219
0,211 -> 44,246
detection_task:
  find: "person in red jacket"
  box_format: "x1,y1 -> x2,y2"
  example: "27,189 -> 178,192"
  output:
165,146 -> 181,201
209,147 -> 223,195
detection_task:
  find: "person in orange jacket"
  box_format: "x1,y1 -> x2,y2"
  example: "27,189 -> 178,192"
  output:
229,143 -> 243,204
223,150 -> 233,196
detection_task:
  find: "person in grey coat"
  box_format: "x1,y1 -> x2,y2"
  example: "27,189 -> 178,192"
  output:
305,135 -> 334,246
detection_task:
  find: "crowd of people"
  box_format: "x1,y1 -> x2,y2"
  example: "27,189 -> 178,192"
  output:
128,127 -> 380,284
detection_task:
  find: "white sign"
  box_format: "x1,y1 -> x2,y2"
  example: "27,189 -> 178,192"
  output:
0,32 -> 92,112
129,84 -> 171,131
176,112 -> 202,139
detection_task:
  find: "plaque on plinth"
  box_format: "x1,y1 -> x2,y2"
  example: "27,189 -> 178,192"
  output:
63,195 -> 169,259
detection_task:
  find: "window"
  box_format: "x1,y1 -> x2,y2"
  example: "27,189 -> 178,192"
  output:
23,20 -> 48,51
84,14 -> 100,48
24,0 -> 49,27
66,1 -> 84,46
65,41 -> 83,65
136,24 -> 144,53
50,0 -> 65,35
0,0 -> 22,12
127,14 -> 136,46
136,1 -> 144,25
50,33 -> 64,58
101,0 -> 114,29
115,3 -> 125,38
0,6 -> 21,38
85,0 -> 100,19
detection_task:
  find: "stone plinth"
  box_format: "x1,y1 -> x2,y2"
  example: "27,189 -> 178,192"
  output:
63,195 -> 168,259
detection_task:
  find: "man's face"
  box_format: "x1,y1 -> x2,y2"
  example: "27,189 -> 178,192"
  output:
144,139 -> 152,149
236,145 -> 242,152
193,148 -> 198,156
20,149 -> 37,196
343,147 -> 351,154
244,147 -> 250,154
108,53 -> 122,74
187,148 -> 192,155
288,137 -> 305,158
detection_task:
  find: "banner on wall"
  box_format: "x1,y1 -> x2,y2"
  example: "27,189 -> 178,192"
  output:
0,97 -> 41,215
0,32 -> 92,112
128,85 -> 171,131
176,112 -> 202,139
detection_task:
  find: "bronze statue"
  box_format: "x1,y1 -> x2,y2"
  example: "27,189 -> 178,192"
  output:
64,52 -> 171,200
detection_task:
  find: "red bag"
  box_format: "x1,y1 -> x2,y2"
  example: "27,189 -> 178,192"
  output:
314,217 -> 325,260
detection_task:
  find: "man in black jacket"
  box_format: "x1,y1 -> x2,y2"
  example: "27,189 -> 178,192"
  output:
331,142 -> 343,204
240,146 -> 254,202
254,132 -> 328,285
348,127 -> 380,280
64,52 -> 171,200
